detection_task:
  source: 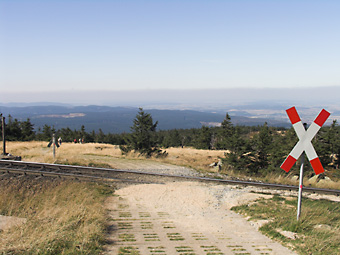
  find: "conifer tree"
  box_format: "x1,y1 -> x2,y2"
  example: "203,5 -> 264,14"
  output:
121,108 -> 163,157
223,126 -> 251,172
256,123 -> 272,171
20,118 -> 35,140
195,126 -> 212,149
6,115 -> 22,141
216,113 -> 234,150
314,120 -> 340,167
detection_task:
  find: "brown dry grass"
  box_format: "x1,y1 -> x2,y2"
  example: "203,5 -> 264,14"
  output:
0,177 -> 112,254
139,146 -> 227,172
2,141 -> 226,172
3,141 -> 121,165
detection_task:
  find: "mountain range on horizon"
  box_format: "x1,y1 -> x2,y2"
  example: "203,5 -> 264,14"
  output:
0,104 -> 296,134
2,87 -> 340,131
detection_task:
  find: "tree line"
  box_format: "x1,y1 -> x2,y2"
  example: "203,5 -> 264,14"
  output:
2,109 -> 340,177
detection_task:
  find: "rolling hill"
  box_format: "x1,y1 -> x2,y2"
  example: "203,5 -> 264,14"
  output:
0,105 -> 290,133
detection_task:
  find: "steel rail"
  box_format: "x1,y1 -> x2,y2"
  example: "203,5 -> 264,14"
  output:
0,160 -> 158,184
1,160 -> 340,196
0,168 -> 155,184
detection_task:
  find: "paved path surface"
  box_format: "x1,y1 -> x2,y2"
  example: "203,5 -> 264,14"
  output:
105,182 -> 297,255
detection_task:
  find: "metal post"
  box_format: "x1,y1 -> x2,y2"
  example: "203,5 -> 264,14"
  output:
53,133 -> 56,159
297,123 -> 307,221
2,116 -> 6,155
297,152 -> 305,220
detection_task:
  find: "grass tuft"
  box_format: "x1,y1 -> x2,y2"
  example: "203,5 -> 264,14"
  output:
232,196 -> 340,255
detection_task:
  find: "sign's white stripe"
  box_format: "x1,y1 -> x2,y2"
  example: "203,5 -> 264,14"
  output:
290,140 -> 305,159
306,122 -> 320,141
304,142 -> 318,161
293,121 -> 306,140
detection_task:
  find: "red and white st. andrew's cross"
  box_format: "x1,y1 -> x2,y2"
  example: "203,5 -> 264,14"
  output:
280,107 -> 330,175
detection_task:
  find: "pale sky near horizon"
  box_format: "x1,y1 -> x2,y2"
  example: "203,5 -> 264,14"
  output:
1,0 -> 340,98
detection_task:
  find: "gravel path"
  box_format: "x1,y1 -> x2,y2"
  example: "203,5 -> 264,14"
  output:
105,180 -> 297,255
110,159 -> 201,177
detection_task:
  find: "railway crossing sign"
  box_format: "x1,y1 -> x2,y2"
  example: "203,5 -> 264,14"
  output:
281,106 -> 330,220
281,107 -> 330,175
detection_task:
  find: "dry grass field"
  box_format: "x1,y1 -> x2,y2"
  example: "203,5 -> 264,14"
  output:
0,177 -> 112,254
1,141 -> 226,172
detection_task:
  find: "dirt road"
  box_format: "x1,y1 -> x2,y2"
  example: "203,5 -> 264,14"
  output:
105,181 -> 297,255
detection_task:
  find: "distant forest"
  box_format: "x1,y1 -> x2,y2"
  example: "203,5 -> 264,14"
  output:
2,113 -> 340,177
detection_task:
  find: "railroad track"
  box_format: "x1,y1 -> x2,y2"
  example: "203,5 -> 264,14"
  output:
1,159 -> 340,196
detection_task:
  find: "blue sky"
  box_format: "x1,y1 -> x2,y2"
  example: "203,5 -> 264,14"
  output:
1,1 -> 340,103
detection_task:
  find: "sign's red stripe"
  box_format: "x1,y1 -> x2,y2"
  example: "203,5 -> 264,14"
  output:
310,158 -> 325,175
286,107 -> 301,124
314,109 -> 330,127
281,155 -> 297,172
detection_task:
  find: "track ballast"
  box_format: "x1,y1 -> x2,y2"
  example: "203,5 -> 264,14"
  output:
0,159 -> 339,196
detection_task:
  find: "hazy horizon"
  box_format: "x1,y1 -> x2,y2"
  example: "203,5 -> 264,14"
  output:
1,86 -> 340,112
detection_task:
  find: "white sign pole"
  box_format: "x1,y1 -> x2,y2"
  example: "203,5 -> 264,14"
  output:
297,152 -> 305,220
297,123 -> 307,221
